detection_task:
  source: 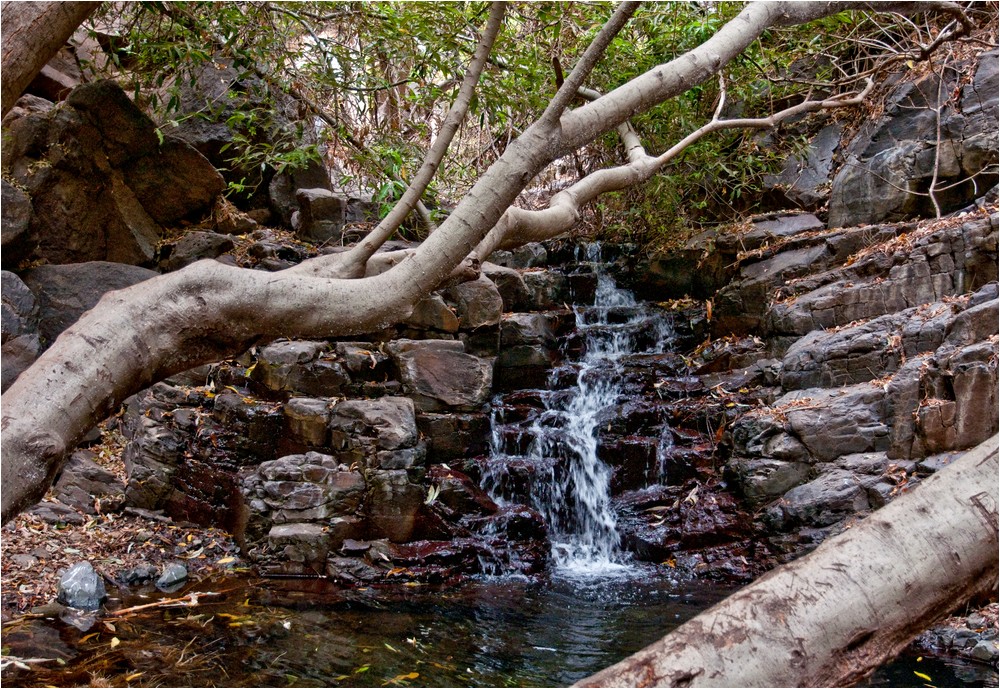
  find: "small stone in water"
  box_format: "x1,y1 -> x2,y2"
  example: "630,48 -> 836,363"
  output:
156,561 -> 189,591
57,561 -> 107,611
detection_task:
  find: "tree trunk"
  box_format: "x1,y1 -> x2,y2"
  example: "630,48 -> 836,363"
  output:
577,435 -> 1000,688
0,1 -> 97,116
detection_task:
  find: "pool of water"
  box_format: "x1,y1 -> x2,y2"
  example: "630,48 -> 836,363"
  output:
3,571 -> 996,687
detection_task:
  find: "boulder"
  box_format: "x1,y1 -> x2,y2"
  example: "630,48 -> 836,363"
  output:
330,397 -> 418,451
2,81 -> 223,266
291,188 -> 346,244
57,562 -> 107,610
1,179 -> 33,269
158,231 -> 235,271
21,261 -> 158,347
405,294 -> 459,332
1,270 -> 41,391
766,124 -> 843,209
482,262 -> 531,312
443,276 -> 503,329
829,51 -> 999,227
387,339 -> 493,412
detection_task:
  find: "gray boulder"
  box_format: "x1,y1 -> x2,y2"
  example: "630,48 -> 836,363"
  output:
21,261 -> 158,347
57,561 -> 107,610
1,270 -> 41,390
443,276 -> 503,329
291,188 -> 346,244
1,179 -> 33,269
158,231 -> 235,271
829,51 -> 999,227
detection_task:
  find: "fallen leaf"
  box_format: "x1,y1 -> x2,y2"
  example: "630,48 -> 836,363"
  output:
110,637 -> 121,648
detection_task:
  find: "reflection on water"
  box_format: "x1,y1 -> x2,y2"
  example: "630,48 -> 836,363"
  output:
3,573 -> 996,688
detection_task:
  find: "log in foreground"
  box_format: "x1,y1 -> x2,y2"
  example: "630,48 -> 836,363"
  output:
578,435 -> 999,688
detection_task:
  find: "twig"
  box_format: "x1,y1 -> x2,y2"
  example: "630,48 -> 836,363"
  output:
106,589 -> 232,617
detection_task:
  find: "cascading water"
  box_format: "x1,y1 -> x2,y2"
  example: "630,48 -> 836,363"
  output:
484,244 -> 675,577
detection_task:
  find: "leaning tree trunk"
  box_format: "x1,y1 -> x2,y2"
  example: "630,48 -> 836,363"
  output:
0,1 -> 97,116
578,435 -> 1000,688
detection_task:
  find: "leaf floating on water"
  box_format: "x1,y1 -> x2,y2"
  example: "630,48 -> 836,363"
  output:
354,664 -> 371,674
383,671 -> 420,685
914,671 -> 932,682
384,642 -> 399,653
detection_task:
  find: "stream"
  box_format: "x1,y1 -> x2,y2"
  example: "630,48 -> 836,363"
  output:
3,247 -> 996,688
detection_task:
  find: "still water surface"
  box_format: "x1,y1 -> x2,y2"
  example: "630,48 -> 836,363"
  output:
4,570 -> 995,687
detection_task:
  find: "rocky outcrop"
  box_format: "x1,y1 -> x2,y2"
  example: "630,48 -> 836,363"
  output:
1,270 -> 41,391
829,50 -> 999,227
2,81 -> 224,267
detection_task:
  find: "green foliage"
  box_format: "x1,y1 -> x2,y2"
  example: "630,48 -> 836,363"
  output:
76,2 -> 936,245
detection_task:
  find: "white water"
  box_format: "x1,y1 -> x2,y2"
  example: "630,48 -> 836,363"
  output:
485,244 -> 675,578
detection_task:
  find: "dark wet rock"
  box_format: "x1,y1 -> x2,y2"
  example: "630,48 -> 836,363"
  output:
443,276 -> 503,329
57,562 -> 107,610
325,556 -> 386,585
156,562 -> 189,591
52,450 -> 125,514
417,412 -> 489,463
252,452 -> 366,524
366,469 -> 426,542
427,465 -> 498,516
291,188 -> 346,244
158,231 -> 235,272
119,564 -> 158,586
728,458 -> 811,505
1,179 -> 33,269
1,270 -> 41,391
388,339 -> 493,412
21,262 -> 158,348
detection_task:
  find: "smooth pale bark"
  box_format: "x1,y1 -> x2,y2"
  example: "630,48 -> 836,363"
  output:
0,1 -> 97,116
0,1 -> 966,524
579,435 -> 1000,688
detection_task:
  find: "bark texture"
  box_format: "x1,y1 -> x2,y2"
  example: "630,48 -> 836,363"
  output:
0,1 -> 97,116
577,435 -> 1000,688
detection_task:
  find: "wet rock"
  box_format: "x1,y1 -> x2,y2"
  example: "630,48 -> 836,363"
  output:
291,188 -> 346,244
158,231 -> 235,271
427,465 -> 497,516
387,339 -> 493,412
443,276 -> 503,329
119,564 -> 158,586
156,562 -> 189,591
325,556 -> 386,585
254,452 -> 366,523
417,412 -> 489,463
21,262 -> 158,347
366,469 -> 426,542
57,562 -> 107,610
1,270 -> 41,391
52,449 -> 125,514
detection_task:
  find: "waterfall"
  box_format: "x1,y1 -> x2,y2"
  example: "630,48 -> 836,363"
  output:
484,244 -> 675,577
